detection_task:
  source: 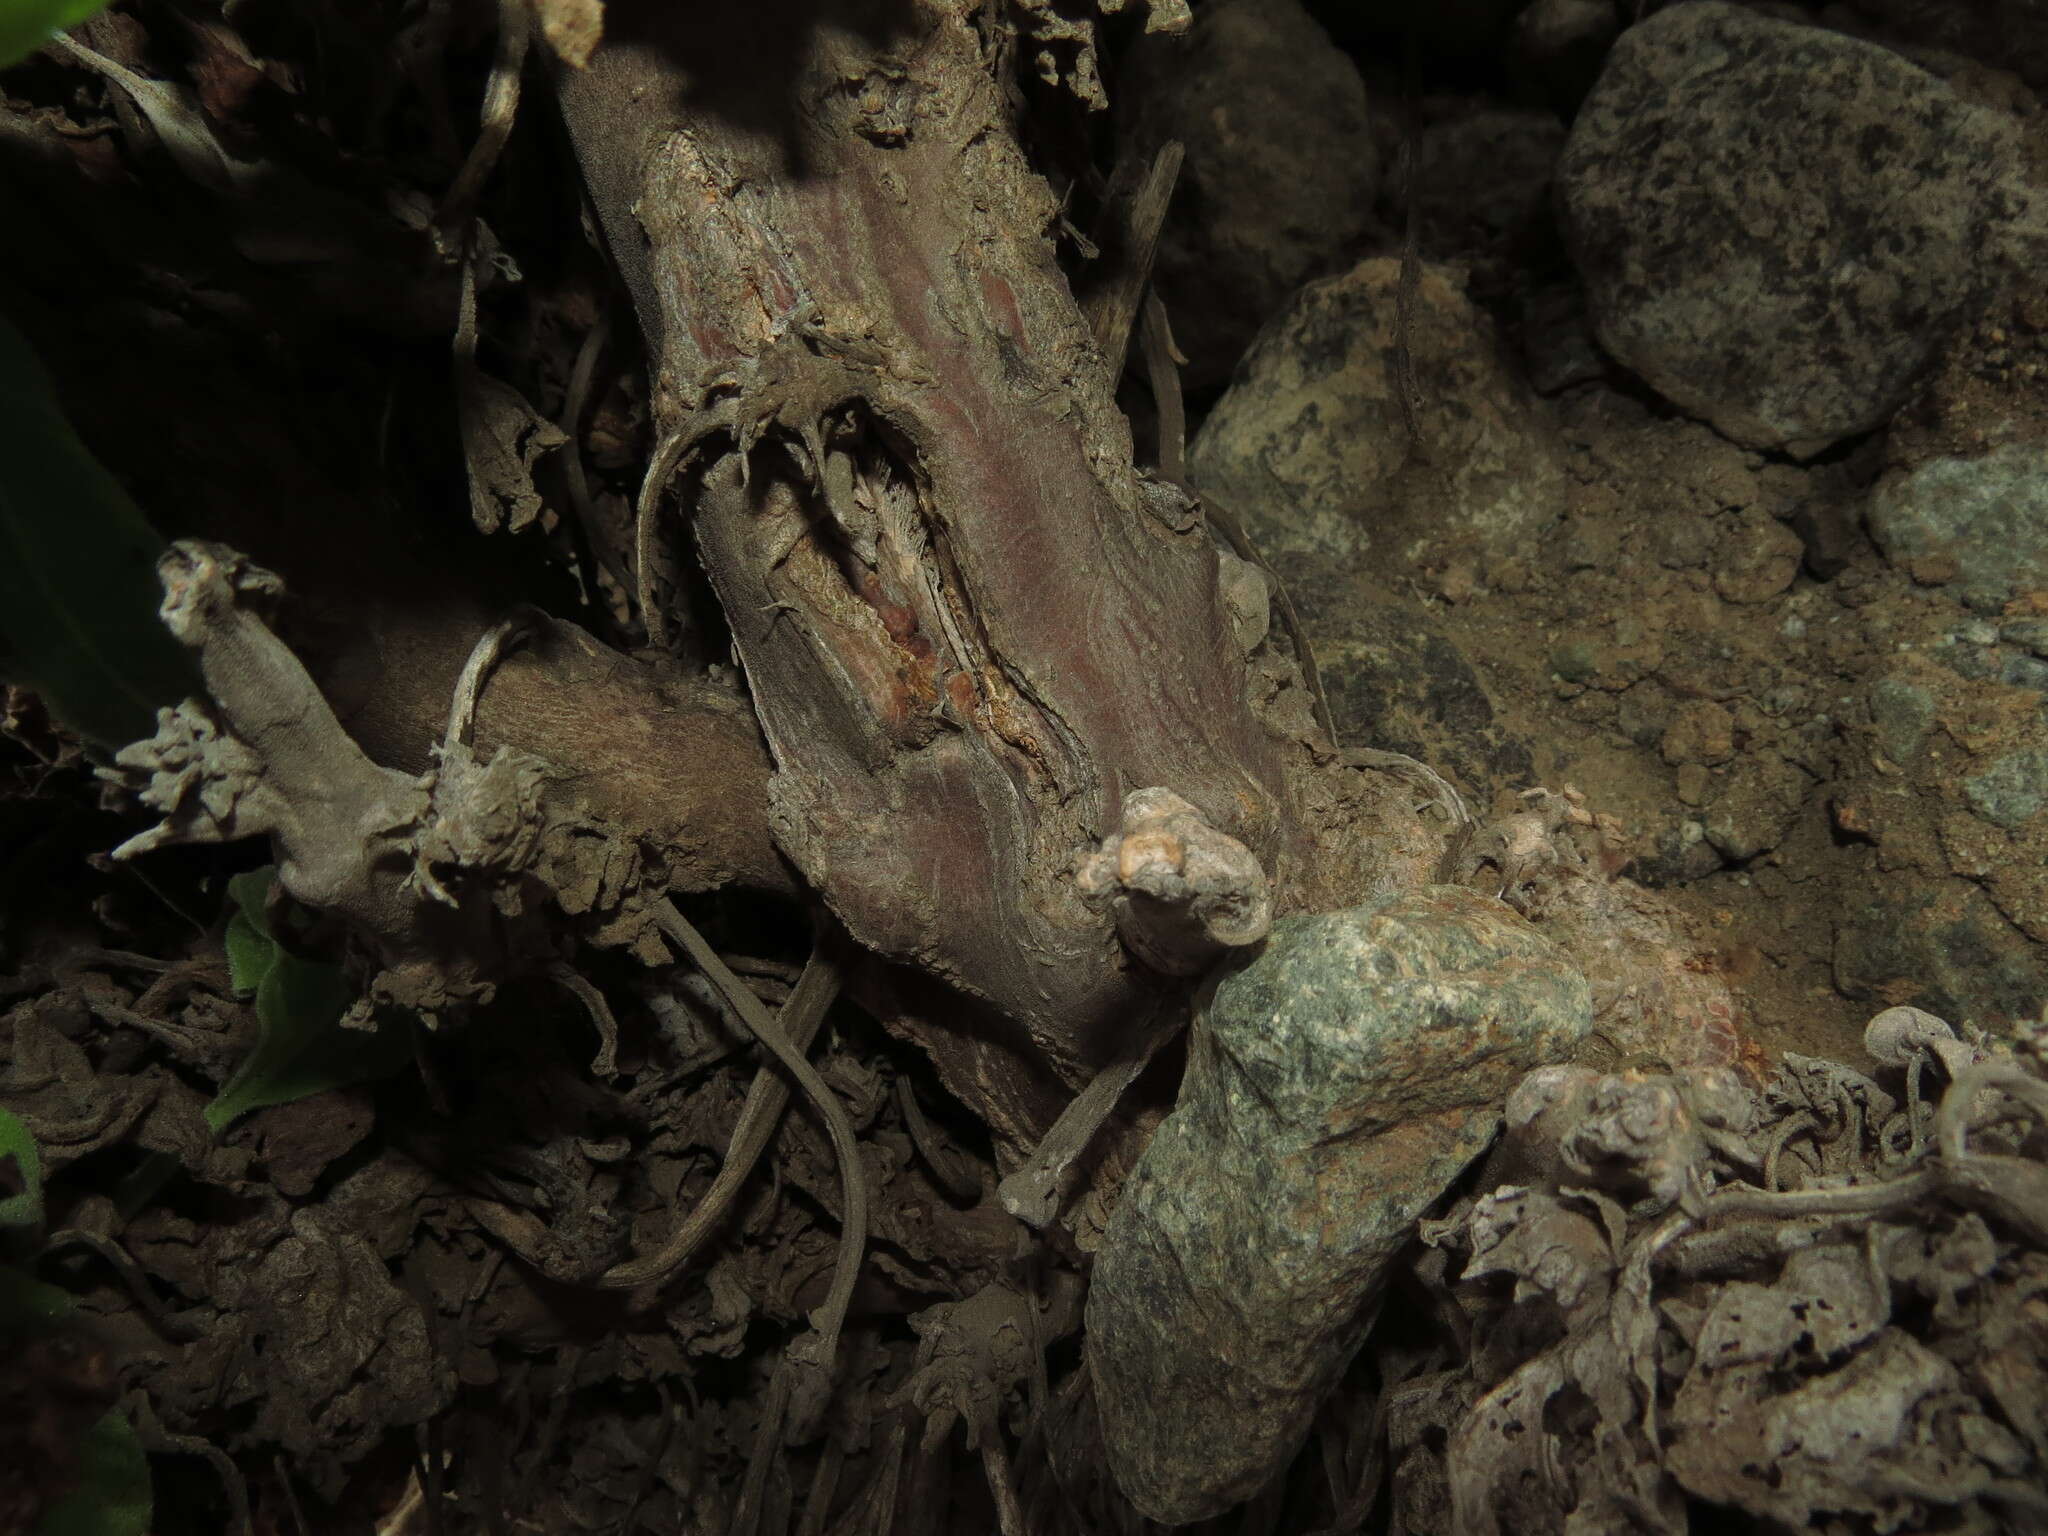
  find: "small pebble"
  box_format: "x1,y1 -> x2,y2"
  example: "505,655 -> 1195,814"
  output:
2003,655 -> 2048,693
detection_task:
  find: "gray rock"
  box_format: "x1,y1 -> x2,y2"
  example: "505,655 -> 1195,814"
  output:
1703,753 -> 1812,863
1867,675 -> 1937,762
1522,282 -> 1611,396
1087,887 -> 1591,1524
1627,819 -> 1727,888
1294,576 -> 1535,801
1189,257 -> 1567,582
1965,747 -> 2048,830
1557,3 -> 2037,453
1301,0 -> 1524,61
1415,108 -> 1568,248
1835,879 -> 2048,1029
2003,618 -> 2048,658
1866,443 -> 2048,609
2004,655 -> 2048,693
1117,0 -> 1376,391
1848,0 -> 2048,90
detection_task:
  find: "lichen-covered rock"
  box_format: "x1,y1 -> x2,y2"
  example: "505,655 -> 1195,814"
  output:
1188,257 -> 1567,584
1085,887 -> 1591,1524
1115,0 -> 1376,390
1557,3 -> 2038,453
1866,442 -> 2048,609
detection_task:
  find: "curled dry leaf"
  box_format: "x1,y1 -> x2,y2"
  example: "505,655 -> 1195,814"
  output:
1391,1014 -> 2048,1535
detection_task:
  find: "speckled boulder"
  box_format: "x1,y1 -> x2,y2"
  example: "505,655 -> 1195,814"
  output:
1557,2 -> 2038,453
1116,0 -> 1377,390
1188,257 -> 1568,583
1086,887 -> 1592,1524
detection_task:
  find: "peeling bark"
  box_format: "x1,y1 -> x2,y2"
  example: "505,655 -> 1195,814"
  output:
555,0 -> 1303,1141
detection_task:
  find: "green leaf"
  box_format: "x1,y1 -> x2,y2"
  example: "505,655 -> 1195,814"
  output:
0,0 -> 108,69
0,1263 -> 77,1328
223,871 -> 280,996
34,1408 -> 152,1536
0,310 -> 198,749
205,869 -> 410,1133
0,1105 -> 45,1230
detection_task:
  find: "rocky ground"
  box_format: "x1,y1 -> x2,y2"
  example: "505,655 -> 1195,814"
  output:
4,0 -> 2048,1532
1145,0 -> 2048,1071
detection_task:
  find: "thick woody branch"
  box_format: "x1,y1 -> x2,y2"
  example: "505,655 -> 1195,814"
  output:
555,0 -> 1306,1143
304,586 -> 792,899
103,541 -> 773,1025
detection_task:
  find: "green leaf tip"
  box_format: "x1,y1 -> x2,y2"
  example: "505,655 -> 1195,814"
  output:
33,1408 -> 152,1536
0,1105 -> 44,1231
0,310 -> 197,749
0,0 -> 111,70
205,868 -> 409,1133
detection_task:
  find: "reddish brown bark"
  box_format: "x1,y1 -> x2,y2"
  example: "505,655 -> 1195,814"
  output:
556,0 -> 1304,1142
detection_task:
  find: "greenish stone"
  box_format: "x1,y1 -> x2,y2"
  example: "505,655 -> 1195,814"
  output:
1868,445 -> 2048,605
1965,748 -> 2048,831
1550,641 -> 1599,684
1088,887 -> 1591,1524
1867,675 -> 1936,762
2002,619 -> 2048,658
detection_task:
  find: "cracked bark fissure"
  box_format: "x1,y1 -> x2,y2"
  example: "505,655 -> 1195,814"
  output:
555,0 -> 1298,1144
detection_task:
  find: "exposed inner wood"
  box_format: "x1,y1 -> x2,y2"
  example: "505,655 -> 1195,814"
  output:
556,0 -> 1307,1145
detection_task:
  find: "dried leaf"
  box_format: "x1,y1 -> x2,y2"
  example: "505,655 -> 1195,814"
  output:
1669,1332 -> 1990,1527
460,369 -> 567,535
1688,1245 -> 1889,1370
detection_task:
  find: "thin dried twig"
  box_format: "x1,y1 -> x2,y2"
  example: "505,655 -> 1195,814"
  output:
633,430 -> 692,650
434,0 -> 530,247
1393,22 -> 1425,455
997,1044 -> 1158,1228
445,609 -> 542,747
729,1361 -> 795,1536
894,1074 -> 982,1204
1086,141 -> 1184,377
557,312 -> 635,600
648,902 -> 867,1365
601,939 -> 844,1293
547,963 -> 621,1079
